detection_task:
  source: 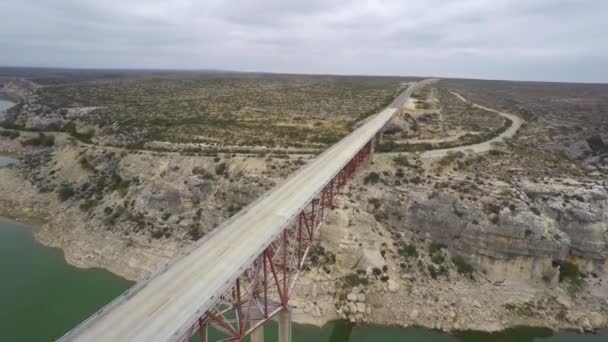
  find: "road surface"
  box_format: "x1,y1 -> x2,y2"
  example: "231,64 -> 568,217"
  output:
59,82 -> 419,342
419,91 -> 524,159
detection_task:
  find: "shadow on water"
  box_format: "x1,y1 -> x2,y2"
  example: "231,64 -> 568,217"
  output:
454,327 -> 555,342
328,320 -> 354,342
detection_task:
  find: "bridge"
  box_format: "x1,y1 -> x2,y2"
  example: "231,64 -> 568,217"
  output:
59,81 -> 420,342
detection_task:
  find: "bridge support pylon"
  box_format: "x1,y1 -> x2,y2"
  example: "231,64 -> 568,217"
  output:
278,308 -> 292,342
369,136 -> 376,163
250,324 -> 264,342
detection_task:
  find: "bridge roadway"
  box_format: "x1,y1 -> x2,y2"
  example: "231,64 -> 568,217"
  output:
59,82 -> 419,342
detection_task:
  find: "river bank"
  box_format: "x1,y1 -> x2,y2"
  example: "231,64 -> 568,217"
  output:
0,216 -> 605,341
0,135 -> 607,337
0,82 -> 606,338
1,158 -> 607,337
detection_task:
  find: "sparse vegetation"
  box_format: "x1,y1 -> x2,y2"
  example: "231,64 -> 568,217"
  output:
553,260 -> 584,290
57,184 -> 75,201
342,272 -> 369,289
452,256 -> 474,276
22,133 -> 55,147
364,172 -> 381,185
398,243 -> 418,258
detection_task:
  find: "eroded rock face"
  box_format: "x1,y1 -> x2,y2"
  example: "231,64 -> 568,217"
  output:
368,176 -> 608,281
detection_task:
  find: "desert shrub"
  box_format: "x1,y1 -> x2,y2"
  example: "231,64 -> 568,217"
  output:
452,256 -> 474,275
429,242 -> 447,255
64,121 -> 95,143
368,197 -> 381,210
393,154 -> 410,167
553,260 -> 583,288
308,245 -> 336,266
79,156 -> 94,171
342,273 -> 369,289
438,151 -> 464,167
0,130 -> 19,139
428,264 -> 448,279
79,199 -> 98,211
398,243 -> 418,258
215,162 -> 227,176
58,184 -> 75,201
395,168 -> 405,178
22,133 -> 55,147
364,172 -> 381,185
504,302 -> 535,317
188,225 -> 204,241
151,229 -> 164,239
111,175 -> 130,196
193,166 -> 214,180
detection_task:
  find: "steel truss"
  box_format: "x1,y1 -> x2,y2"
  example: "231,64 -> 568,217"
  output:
184,141 -> 373,342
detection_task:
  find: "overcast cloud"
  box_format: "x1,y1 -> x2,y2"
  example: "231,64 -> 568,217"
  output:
1,0 -> 607,82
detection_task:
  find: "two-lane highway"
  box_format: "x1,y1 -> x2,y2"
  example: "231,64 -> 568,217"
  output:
59,81 -> 419,342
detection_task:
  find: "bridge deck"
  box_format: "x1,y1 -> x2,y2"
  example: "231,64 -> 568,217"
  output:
59,83 -> 416,342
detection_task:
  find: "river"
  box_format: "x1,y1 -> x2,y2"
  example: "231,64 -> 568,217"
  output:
0,155 -> 604,341
0,99 -> 15,112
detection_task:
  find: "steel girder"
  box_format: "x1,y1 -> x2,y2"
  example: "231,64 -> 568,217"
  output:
184,141 -> 372,342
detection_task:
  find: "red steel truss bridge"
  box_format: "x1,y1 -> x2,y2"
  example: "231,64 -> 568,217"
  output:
59,82 -> 419,342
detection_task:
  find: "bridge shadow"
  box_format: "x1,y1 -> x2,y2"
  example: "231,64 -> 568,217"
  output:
327,320 -> 354,342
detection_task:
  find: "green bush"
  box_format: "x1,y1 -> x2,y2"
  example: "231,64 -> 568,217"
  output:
58,184 -> 75,201
452,256 -> 474,275
429,242 -> 447,255
22,133 -> 55,147
215,162 -> 227,176
553,260 -> 583,287
428,264 -> 449,279
0,130 -> 20,139
431,254 -> 445,265
438,151 -> 464,167
63,121 -> 95,143
188,225 -> 204,241
193,166 -> 215,180
79,199 -> 98,211
393,154 -> 410,167
368,198 -> 381,210
398,243 -> 418,258
111,175 -> 131,196
342,273 -> 369,289
364,172 -> 380,185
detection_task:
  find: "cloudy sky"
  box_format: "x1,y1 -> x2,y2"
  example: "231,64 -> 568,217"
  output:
1,0 -> 607,82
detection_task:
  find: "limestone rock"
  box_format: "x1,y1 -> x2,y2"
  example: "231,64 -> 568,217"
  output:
388,279 -> 400,292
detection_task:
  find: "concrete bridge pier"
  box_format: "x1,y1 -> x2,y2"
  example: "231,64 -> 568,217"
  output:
250,324 -> 264,342
369,136 -> 376,163
198,325 -> 207,342
278,308 -> 292,342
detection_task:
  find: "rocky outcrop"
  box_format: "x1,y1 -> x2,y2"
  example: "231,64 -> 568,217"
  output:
371,176 -> 608,281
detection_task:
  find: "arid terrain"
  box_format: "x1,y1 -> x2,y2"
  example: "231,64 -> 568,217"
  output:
1,68 -> 607,333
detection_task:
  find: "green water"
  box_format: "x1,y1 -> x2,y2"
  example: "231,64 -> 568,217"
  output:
0,216 -> 604,341
0,156 -> 17,167
198,322 -> 605,342
0,99 -> 15,112
0,218 -> 131,340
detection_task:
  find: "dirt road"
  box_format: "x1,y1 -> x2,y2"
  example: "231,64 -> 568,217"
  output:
417,91 -> 524,159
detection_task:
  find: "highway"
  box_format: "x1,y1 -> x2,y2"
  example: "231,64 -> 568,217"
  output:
59,82 -> 418,342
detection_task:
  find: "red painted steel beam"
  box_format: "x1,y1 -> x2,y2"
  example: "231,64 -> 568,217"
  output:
190,141 -> 374,341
